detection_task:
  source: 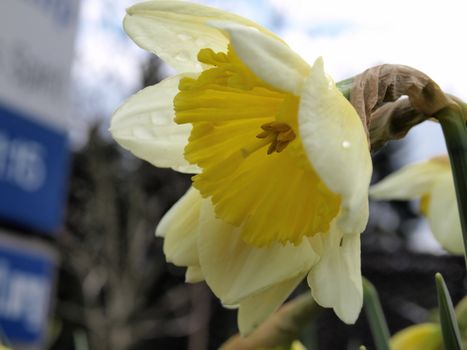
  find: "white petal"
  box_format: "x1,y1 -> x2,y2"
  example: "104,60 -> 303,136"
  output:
427,173 -> 464,254
211,21 -> 309,95
156,187 -> 202,267
299,58 -> 372,234
237,273 -> 305,336
197,202 -> 318,305
110,75 -> 199,174
185,266 -> 204,283
307,223 -> 362,324
370,160 -> 449,200
124,1 -> 278,73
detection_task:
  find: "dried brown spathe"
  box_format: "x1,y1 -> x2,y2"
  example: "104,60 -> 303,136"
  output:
350,64 -> 456,150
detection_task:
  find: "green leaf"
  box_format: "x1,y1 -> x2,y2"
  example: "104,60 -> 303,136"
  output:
435,273 -> 464,350
363,278 -> 391,350
437,106 -> 467,266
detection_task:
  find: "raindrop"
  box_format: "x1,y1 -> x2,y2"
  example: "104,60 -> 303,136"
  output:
176,33 -> 193,41
342,140 -> 351,149
174,51 -> 190,62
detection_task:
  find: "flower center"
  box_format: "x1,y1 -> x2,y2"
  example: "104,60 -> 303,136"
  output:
256,122 -> 296,154
173,45 -> 341,247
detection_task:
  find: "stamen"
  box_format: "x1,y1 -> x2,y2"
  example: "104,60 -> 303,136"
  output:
241,134 -> 275,158
256,122 -> 296,154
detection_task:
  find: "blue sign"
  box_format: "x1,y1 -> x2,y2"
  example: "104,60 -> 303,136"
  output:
0,234 -> 56,345
0,104 -> 69,234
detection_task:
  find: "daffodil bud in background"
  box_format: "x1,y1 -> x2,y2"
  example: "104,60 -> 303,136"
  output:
251,340 -> 307,350
289,341 -> 307,350
390,323 -> 442,350
390,296 -> 467,350
370,156 -> 463,254
111,0 -> 372,334
263,340 -> 307,350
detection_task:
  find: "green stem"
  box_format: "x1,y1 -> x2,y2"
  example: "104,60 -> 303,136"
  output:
363,278 -> 391,350
436,106 -> 467,265
336,77 -> 354,100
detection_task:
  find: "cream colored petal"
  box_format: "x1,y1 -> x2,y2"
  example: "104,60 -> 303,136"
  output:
124,1 -> 280,73
370,160 -> 450,200
391,323 -> 442,350
197,202 -> 318,305
307,223 -> 362,324
237,273 -> 305,336
185,266 -> 204,283
211,21 -> 309,95
427,173 -> 464,254
156,187 -> 202,267
110,75 -> 199,174
299,58 -> 372,235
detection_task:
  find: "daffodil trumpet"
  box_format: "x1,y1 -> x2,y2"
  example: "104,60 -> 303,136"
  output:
110,0 -> 372,334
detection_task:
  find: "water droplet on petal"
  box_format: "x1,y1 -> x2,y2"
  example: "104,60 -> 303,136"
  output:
174,51 -> 191,62
177,33 -> 193,41
342,140 -> 351,149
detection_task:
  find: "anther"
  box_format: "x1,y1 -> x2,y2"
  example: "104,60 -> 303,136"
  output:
256,122 -> 296,154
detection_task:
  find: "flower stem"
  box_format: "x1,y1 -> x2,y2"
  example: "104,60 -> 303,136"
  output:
219,293 -> 319,350
336,77 -> 354,100
436,106 -> 467,265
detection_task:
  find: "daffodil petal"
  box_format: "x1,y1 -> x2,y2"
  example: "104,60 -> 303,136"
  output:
185,266 -> 204,283
156,187 -> 202,266
210,21 -> 309,95
370,161 -> 449,200
237,273 -> 305,336
124,0 -> 278,73
427,173 -> 464,254
110,75 -> 199,173
307,223 -> 362,324
390,323 -> 442,350
197,202 -> 318,305
299,58 -> 372,234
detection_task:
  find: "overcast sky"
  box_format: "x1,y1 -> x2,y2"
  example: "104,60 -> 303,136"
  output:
72,0 -> 467,164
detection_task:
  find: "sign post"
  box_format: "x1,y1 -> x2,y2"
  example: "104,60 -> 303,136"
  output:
0,0 -> 80,348
0,232 -> 57,349
0,0 -> 80,234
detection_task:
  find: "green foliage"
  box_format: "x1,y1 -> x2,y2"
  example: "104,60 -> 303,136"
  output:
436,273 -> 464,350
363,278 -> 391,350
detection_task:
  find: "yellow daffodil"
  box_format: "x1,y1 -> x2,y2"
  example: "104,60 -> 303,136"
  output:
110,0 -> 372,334
290,341 -> 307,350
370,156 -> 463,254
263,341 -> 307,350
391,323 -> 442,350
